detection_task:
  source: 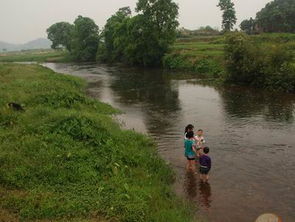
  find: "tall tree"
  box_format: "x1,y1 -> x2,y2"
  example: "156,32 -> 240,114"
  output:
217,0 -> 237,32
98,7 -> 132,61
71,16 -> 100,62
132,0 -> 179,66
240,17 -> 255,34
47,22 -> 74,51
256,0 -> 295,33
98,0 -> 179,66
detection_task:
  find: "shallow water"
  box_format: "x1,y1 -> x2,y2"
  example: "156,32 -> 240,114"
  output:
44,63 -> 295,222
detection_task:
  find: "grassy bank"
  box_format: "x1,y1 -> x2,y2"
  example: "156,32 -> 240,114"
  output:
163,35 -> 225,78
0,49 -> 68,63
0,63 -> 194,222
163,33 -> 295,77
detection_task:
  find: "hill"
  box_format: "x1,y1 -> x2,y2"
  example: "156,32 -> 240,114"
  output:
0,38 -> 52,52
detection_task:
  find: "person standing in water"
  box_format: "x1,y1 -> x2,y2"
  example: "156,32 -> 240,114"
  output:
195,129 -> 206,157
199,147 -> 211,183
184,131 -> 197,171
184,124 -> 194,139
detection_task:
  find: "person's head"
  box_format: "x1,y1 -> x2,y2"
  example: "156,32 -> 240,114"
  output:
185,124 -> 194,133
197,129 -> 203,136
186,131 -> 194,139
203,147 -> 209,154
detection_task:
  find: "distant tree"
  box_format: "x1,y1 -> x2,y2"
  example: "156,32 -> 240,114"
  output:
71,16 -> 100,61
118,6 -> 132,17
240,17 -> 255,34
132,0 -> 179,66
98,0 -> 179,66
2,48 -> 7,52
256,0 -> 295,33
47,22 -> 74,51
217,0 -> 237,32
97,7 -> 132,61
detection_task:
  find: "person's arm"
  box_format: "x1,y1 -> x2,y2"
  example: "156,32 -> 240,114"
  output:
192,144 -> 197,153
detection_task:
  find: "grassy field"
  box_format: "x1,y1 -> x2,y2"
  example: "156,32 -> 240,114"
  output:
0,64 -> 194,222
163,33 -> 295,79
0,49 -> 68,63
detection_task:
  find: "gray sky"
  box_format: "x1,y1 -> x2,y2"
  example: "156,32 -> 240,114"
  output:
0,0 -> 272,44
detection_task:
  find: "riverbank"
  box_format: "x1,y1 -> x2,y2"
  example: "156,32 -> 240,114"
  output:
164,33 -> 295,75
0,63 -> 194,222
1,33 -> 295,92
163,33 -> 295,92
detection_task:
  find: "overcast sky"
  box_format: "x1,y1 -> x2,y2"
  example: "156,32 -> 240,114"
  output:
0,0 -> 272,44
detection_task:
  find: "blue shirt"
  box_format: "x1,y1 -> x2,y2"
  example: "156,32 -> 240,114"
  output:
184,139 -> 196,158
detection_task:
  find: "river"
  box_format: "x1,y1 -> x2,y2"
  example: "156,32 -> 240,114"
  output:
43,62 -> 295,222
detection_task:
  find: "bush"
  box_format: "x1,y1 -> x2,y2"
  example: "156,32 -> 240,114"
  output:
162,53 -> 191,69
224,32 -> 295,92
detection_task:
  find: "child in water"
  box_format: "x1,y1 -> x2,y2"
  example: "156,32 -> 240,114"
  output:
195,129 -> 206,156
184,124 -> 194,139
199,147 -> 211,183
184,131 -> 197,171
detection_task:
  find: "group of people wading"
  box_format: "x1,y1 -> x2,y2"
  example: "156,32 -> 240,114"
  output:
184,124 -> 211,183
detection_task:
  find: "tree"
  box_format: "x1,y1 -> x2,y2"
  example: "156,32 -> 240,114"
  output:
98,0 -> 179,66
217,0 -> 237,32
240,17 -> 255,34
256,0 -> 295,33
71,16 -> 100,62
98,7 -> 132,61
47,22 -> 74,51
131,0 -> 179,66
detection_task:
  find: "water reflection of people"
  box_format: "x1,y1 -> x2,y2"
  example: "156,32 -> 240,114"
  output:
184,171 -> 212,210
184,171 -> 197,200
199,181 -> 212,210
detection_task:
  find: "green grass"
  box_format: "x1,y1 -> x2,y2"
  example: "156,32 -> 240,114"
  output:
0,49 -> 69,63
0,64 -> 194,222
163,36 -> 225,79
163,33 -> 295,80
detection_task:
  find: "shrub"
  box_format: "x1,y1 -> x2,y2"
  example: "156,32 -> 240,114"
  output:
224,32 -> 295,92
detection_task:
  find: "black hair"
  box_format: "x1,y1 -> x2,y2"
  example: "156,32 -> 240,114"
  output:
185,124 -> 194,133
186,131 -> 194,139
203,147 -> 209,154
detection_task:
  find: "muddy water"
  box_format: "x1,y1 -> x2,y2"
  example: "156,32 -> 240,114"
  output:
44,63 -> 295,222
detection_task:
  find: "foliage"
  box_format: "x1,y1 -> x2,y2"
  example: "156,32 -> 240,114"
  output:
71,16 -> 100,62
47,22 -> 74,51
224,32 -> 295,92
177,27 -> 220,38
97,7 -> 132,62
240,18 -> 256,35
97,0 -> 179,66
0,64 -> 194,221
256,0 -> 295,33
217,0 -> 237,32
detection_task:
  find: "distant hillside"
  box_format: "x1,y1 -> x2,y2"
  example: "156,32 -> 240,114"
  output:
0,38 -> 52,52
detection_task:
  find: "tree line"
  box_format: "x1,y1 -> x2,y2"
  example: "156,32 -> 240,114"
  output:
47,0 -> 178,65
241,0 -> 295,34
47,0 -> 295,65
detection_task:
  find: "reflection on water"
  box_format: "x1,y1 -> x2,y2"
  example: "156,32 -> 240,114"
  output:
184,171 -> 212,211
219,87 -> 295,122
43,63 -> 295,222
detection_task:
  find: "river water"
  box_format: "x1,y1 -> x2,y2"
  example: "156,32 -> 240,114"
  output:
43,63 -> 295,222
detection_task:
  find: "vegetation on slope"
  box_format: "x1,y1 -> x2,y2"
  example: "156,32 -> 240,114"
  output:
163,33 -> 295,92
0,49 -> 68,63
0,63 -> 193,222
